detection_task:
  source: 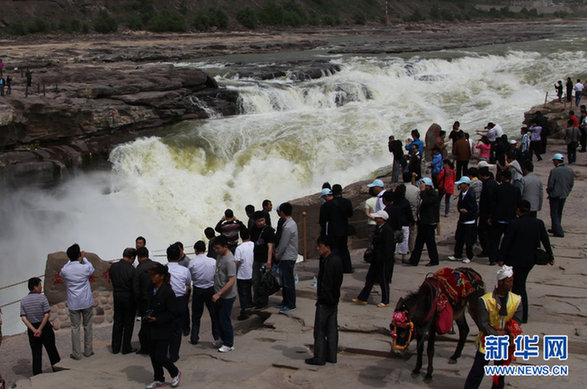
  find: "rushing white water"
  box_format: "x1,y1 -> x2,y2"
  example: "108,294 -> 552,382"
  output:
1,36 -> 586,335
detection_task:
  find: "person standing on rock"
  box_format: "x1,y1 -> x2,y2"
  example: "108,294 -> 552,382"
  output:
566,77 -> 574,105
136,247 -> 158,355
20,277 -> 61,375
215,209 -> 246,254
574,79 -> 584,108
250,211 -> 276,309
144,263 -> 182,389
166,244 -> 191,362
408,177 -> 439,266
565,118 -> 580,164
60,244 -> 95,360
554,80 -> 563,102
212,236 -> 237,353
367,179 -> 386,212
388,135 -> 404,184
261,199 -> 273,228
234,230 -> 254,320
275,202 -> 299,313
187,241 -> 219,345
478,167 -> 499,264
527,120 -> 543,162
547,153 -> 574,238
520,161 -> 542,218
499,201 -> 553,324
319,184 -> 354,274
108,248 -> 138,355
305,236 -> 343,366
175,242 -> 192,337
534,111 -> 548,154
452,132 -> 471,180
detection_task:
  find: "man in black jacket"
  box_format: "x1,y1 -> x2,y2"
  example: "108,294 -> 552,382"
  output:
500,201 -> 553,323
136,247 -> 158,355
108,248 -> 138,354
353,210 -> 395,307
449,176 -> 478,264
319,184 -> 354,273
144,264 -> 181,389
493,170 -> 521,258
408,178 -> 439,266
305,237 -> 343,366
388,135 -> 404,183
478,167 -> 498,264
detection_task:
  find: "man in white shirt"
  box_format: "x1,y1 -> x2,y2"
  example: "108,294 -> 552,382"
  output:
187,241 -> 220,345
367,179 -> 386,212
60,243 -> 95,360
166,244 -> 191,363
574,79 -> 584,107
234,230 -> 254,321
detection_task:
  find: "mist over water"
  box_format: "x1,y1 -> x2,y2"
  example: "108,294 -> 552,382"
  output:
1,35 -> 586,334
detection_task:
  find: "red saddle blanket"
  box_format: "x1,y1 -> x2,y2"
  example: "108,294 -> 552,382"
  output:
424,267 -> 477,305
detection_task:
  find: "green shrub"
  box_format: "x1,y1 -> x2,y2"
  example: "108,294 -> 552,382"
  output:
148,9 -> 187,32
236,6 -> 258,29
353,12 -> 366,25
81,22 -> 90,34
27,18 -> 49,34
282,0 -> 307,26
58,18 -> 82,33
405,9 -> 425,22
440,9 -> 454,21
94,10 -> 118,33
193,7 -> 229,31
125,15 -> 144,30
7,20 -> 27,35
258,2 -> 285,25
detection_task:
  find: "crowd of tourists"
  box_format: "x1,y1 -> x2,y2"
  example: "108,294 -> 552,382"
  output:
4,104 -> 583,389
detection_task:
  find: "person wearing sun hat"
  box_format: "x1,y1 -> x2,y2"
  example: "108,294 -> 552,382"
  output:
546,153 -> 574,237
367,179 -> 386,212
449,176 -> 478,264
353,210 -> 395,307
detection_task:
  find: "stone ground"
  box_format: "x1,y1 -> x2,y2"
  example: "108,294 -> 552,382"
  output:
1,139 -> 586,388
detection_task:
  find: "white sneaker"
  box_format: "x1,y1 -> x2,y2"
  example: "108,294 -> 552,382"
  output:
170,371 -> 181,388
462,258 -> 471,264
448,256 -> 461,261
218,345 -> 235,353
212,339 -> 223,348
146,381 -> 166,389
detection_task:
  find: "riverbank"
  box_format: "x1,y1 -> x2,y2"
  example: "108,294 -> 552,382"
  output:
2,136 -> 586,389
1,19 -> 586,187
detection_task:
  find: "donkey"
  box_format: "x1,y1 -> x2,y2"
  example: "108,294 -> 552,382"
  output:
390,267 -> 484,381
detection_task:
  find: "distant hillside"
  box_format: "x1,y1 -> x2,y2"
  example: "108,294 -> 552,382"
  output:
0,0 -> 585,36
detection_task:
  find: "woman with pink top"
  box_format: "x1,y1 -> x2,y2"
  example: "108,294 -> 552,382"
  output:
475,136 -> 491,161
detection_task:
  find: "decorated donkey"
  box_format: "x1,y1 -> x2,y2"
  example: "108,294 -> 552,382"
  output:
390,267 -> 484,380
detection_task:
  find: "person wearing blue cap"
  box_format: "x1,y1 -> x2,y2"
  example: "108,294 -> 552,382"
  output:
367,179 -> 386,212
449,176 -> 478,264
408,178 -> 440,266
547,153 -> 574,237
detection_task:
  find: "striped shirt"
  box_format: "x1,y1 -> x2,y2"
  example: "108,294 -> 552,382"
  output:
20,292 -> 50,323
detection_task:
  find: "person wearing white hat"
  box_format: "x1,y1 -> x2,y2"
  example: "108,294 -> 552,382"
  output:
449,176 -> 477,264
353,210 -> 395,307
546,153 -> 574,237
464,265 -> 522,389
367,179 -> 386,212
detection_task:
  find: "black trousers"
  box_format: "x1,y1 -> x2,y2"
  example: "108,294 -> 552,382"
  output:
530,140 -> 542,161
191,286 -> 219,343
252,261 -> 269,308
150,338 -> 178,382
169,295 -> 187,362
111,295 -> 136,354
567,141 -> 578,164
456,160 -> 469,180
183,288 -> 191,335
357,261 -> 389,304
313,304 -> 338,363
512,265 -> 534,323
580,127 -> 587,152
464,350 -> 505,389
409,224 -> 438,265
454,223 -> 476,260
330,235 -> 353,273
237,279 -> 252,316
27,322 -> 60,375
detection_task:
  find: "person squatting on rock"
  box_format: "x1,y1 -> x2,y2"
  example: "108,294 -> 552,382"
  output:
60,243 -> 95,360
